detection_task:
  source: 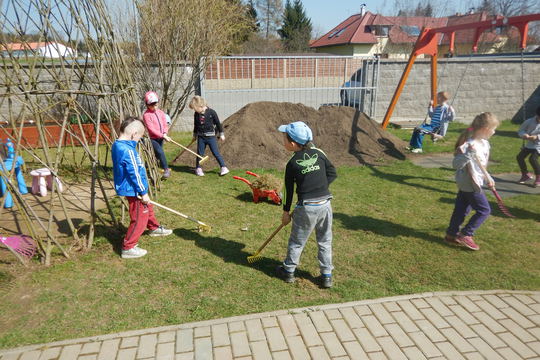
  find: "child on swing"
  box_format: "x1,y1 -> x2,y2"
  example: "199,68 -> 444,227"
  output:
516,105 -> 540,187
445,112 -> 499,251
407,91 -> 455,153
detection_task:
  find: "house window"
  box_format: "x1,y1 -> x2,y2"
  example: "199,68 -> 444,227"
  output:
329,27 -> 347,38
371,25 -> 390,37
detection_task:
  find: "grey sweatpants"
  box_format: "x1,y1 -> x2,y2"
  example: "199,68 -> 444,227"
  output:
283,200 -> 333,275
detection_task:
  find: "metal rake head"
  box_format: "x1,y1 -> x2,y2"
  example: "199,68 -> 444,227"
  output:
247,253 -> 262,263
197,224 -> 212,233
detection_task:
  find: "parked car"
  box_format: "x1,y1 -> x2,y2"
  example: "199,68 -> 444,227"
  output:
340,68 -> 363,108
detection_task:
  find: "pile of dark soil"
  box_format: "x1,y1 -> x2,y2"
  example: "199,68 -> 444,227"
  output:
175,102 -> 408,169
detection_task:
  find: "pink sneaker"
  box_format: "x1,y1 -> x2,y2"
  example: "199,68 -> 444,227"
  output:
518,173 -> 532,184
456,233 -> 479,251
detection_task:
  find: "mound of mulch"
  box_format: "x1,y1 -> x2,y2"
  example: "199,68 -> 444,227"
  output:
174,102 -> 408,169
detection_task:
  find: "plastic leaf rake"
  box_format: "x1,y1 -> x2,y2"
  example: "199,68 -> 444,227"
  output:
0,235 -> 37,258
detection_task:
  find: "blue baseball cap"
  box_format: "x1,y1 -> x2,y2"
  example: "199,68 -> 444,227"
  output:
278,121 -> 312,145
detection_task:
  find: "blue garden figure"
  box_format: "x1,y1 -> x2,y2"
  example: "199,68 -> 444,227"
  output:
0,138 -> 28,208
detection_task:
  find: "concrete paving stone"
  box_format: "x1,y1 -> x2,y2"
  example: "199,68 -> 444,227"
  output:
499,319 -> 536,342
0,354 -> 19,360
435,341 -> 467,360
80,342 -> 101,355
277,315 -> 299,337
529,327 -> 540,341
307,346 -> 331,360
497,346 -> 527,360
353,305 -> 372,317
475,300 -> 507,320
502,295 -> 537,316
156,342 -> 175,360
136,335 -> 156,359
330,319 -> 356,342
263,327 -> 287,352
439,328 -> 476,353
382,301 -> 401,313
174,352 -> 193,360
368,304 -> 394,325
210,324 -> 230,347
249,340 -> 272,360
498,332 -> 537,359
121,337 -> 139,349
342,341 -> 367,359
77,355 -> 97,360
339,307 -> 364,329
500,307 -> 536,328
228,321 -> 245,333
418,308 -> 451,329
116,348 -> 137,360
352,328 -> 382,353
448,304 -> 481,325
382,323 -> 414,347
193,337 -> 212,360
37,347 -> 61,360
234,357 -> 252,360
532,295 -> 540,303
193,326 -> 211,338
333,356 -> 350,360
285,335 -> 309,360
413,319 -> 446,343
454,296 -> 482,313
471,311 -> 507,333
260,317 -> 278,328
245,319 -> 265,342
320,332 -> 347,357
308,311 -> 333,333
530,315 -> 540,326
513,294 -> 538,305
467,337 -> 505,360
389,311 -> 420,333
376,336 -> 407,360
463,352 -> 484,360
408,332 -> 443,358
366,351 -> 388,360
211,346 -> 232,360
528,342 -> 540,354
58,344 -> 82,360
470,323 -> 507,349
293,313 -> 323,347
439,296 -> 458,306
396,300 -> 424,321
531,304 -> 540,313
410,298 -> 430,309
401,346 -> 428,360
483,294 -> 511,309
19,351 -> 40,360
158,332 -> 176,344
230,332 -> 250,358
360,315 -> 388,338
424,297 -> 454,317
271,350 -> 291,360
176,329 -> 194,353
324,309 -> 342,320
444,315 -> 478,338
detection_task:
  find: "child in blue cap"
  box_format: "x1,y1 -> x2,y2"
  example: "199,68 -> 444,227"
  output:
276,121 -> 337,288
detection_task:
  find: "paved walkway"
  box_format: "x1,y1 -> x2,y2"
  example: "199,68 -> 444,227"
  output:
1,290 -> 539,360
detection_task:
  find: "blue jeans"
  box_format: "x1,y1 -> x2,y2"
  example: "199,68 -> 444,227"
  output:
409,124 -> 439,149
196,136 -> 225,168
150,138 -> 168,169
447,191 -> 491,237
283,200 -> 333,275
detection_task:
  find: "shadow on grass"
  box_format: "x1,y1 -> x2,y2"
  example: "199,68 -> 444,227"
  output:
334,212 -> 454,248
366,165 -> 455,195
439,196 -> 540,221
173,228 -> 317,284
77,223 -> 126,255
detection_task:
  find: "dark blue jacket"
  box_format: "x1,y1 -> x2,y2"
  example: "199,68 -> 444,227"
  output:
112,140 -> 149,196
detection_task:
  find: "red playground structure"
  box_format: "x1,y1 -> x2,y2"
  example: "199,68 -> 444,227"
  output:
233,171 -> 282,205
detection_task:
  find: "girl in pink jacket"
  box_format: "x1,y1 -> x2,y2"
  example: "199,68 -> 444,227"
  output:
142,91 -> 172,178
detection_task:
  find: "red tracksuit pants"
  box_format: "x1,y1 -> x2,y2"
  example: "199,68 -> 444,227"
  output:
123,196 -> 160,250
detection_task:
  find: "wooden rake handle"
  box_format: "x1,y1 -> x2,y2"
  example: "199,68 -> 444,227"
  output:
148,199 -> 211,230
255,223 -> 286,254
169,139 -> 209,164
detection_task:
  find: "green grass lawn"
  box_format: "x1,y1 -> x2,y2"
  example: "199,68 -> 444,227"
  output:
0,120 -> 538,349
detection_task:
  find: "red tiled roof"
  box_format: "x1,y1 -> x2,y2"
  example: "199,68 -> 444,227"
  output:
310,12 -> 377,48
0,42 -> 50,51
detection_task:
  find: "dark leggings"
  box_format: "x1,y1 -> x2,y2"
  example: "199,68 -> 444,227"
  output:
196,136 -> 225,168
150,138 -> 168,169
516,147 -> 540,175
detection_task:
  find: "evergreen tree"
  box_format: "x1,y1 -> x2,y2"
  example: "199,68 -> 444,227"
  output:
278,0 -> 312,52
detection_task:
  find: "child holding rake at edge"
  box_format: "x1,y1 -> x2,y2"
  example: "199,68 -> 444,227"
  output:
142,91 -> 172,179
112,117 -> 173,259
516,105 -> 540,187
275,121 -> 337,288
445,112 -> 500,251
189,96 -> 229,177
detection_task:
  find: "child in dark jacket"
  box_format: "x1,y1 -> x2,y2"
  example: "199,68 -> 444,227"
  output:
188,96 -> 229,177
112,117 -> 172,259
275,121 -> 337,288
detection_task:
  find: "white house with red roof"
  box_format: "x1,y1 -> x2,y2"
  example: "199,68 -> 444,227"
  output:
310,10 -> 520,58
1,42 -> 76,58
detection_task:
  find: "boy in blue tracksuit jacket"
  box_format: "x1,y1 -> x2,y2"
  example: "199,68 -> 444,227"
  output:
112,117 -> 172,259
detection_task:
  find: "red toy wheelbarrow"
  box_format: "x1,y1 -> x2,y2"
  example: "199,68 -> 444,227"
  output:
233,171 -> 282,205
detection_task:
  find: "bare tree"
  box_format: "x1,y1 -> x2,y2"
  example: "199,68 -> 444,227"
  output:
256,0 -> 283,39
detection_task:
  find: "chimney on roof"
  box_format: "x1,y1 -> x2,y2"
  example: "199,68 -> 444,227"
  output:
468,7 -> 475,14
360,3 -> 366,17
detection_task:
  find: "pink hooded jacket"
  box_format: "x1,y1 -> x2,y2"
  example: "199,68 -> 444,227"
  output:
143,108 -> 169,140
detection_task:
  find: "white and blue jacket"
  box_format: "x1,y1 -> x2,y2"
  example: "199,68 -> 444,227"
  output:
112,140 -> 149,197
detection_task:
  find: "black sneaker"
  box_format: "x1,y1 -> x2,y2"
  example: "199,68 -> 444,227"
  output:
276,265 -> 295,283
320,275 -> 332,288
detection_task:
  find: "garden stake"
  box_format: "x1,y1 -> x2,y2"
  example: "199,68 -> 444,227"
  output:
247,221 -> 288,263
148,199 -> 211,232
169,139 -> 209,165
